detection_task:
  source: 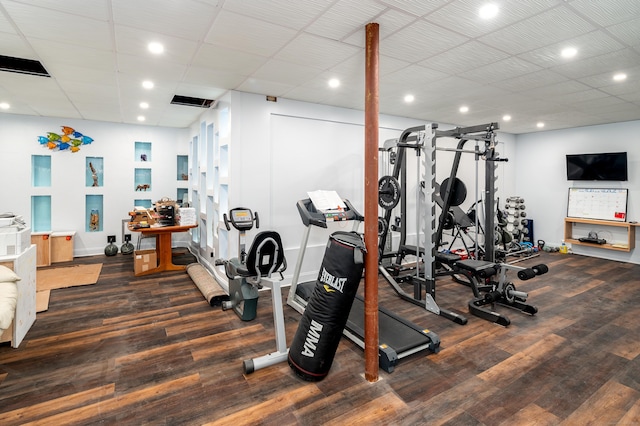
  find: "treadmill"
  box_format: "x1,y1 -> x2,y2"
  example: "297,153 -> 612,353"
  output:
286,197 -> 440,373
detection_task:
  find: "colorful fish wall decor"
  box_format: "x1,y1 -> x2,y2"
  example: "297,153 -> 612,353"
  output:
38,126 -> 94,152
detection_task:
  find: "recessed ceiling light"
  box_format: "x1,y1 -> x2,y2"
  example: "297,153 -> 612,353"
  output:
140,102 -> 149,109
0,102 -> 9,110
536,122 -> 545,128
142,80 -> 154,89
328,78 -> 340,88
502,114 -> 511,121
404,94 -> 415,103
479,3 -> 499,19
459,106 -> 469,113
148,42 -> 164,54
561,47 -> 577,58
613,73 -> 627,82
137,115 -> 146,122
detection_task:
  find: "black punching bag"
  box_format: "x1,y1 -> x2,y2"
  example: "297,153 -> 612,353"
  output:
288,231 -> 366,381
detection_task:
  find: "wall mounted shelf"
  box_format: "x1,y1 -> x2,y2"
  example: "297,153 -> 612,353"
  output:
564,217 -> 637,252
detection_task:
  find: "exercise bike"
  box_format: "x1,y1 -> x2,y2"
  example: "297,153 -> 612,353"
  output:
220,208 -> 287,323
220,208 -> 261,321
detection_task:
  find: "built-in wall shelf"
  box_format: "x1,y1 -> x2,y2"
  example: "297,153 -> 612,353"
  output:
31,195 -> 51,232
86,195 -> 103,232
86,157 -> 103,187
31,155 -> 51,187
135,141 -> 152,162
134,168 -> 152,191
177,155 -> 188,181
564,217 -> 637,252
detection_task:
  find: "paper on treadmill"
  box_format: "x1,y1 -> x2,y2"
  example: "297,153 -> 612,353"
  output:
307,190 -> 346,213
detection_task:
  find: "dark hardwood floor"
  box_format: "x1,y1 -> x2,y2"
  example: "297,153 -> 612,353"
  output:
1,249 -> 639,425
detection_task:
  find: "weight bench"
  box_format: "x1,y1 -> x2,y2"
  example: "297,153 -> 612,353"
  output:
454,259 -> 547,326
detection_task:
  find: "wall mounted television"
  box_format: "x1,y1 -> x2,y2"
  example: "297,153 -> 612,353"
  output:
566,152 -> 628,181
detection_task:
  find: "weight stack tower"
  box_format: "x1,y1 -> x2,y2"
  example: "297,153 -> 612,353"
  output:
504,197 -> 529,243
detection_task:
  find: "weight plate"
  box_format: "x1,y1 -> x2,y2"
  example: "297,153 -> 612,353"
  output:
377,217 -> 388,236
378,175 -> 401,210
440,177 -> 467,207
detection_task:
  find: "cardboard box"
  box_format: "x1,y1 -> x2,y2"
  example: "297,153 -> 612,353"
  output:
134,249 -> 157,275
50,231 -> 75,263
0,226 -> 31,256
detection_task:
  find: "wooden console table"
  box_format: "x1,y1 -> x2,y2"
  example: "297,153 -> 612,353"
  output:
564,217 -> 637,252
129,224 -> 197,276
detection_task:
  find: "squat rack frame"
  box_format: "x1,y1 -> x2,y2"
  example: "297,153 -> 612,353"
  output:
378,122 -> 504,322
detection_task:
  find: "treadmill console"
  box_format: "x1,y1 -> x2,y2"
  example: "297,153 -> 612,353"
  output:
296,198 -> 364,229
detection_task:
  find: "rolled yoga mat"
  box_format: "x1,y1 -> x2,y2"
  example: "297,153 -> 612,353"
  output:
186,263 -> 230,307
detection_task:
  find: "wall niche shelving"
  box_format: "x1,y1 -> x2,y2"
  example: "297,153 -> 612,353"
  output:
85,157 -> 103,187
31,195 -> 51,232
31,155 -> 51,187
86,195 -> 103,232
135,141 -> 152,162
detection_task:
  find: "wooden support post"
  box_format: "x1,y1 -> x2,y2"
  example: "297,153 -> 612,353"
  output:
364,22 -> 380,382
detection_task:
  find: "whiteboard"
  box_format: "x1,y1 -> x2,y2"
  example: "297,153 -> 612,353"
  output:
567,188 -> 628,222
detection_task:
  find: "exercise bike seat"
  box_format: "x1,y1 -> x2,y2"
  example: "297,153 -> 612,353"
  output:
224,231 -> 287,284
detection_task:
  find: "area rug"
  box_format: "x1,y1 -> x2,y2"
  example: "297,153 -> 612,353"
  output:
36,263 -> 103,292
35,264 -> 102,312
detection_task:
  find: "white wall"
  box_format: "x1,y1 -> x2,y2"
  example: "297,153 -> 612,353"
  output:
515,120 -> 640,264
189,91 -> 516,284
0,114 -> 189,256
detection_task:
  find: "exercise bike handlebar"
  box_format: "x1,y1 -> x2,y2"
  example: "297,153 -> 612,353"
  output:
223,213 -> 231,231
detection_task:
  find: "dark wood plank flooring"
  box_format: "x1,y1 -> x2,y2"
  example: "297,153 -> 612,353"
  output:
1,250 -> 640,425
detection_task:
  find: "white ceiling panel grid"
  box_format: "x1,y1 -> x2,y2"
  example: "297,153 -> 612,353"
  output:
0,0 -> 637,133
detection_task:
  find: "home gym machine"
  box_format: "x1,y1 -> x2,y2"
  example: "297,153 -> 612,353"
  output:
287,196 -> 440,373
378,123 -> 547,326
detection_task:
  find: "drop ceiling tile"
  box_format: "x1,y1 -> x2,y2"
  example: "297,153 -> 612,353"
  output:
381,65 -> 450,91
546,89 -> 610,105
479,6 -> 597,55
458,57 -> 542,84
192,44 -> 267,74
381,19 -> 470,62
222,0 -> 333,30
236,78 -> 297,97
606,17 -> 640,46
420,41 -> 510,74
4,0 -> 109,20
305,0 -> 387,41
517,30 -> 625,68
519,80 -> 592,99
176,83 -> 227,100
182,66 -> 248,89
377,0 -> 450,17
551,47 -> 640,79
205,10 -> 297,57
425,0 -> 562,39
491,70 -> 568,92
342,8 -> 417,47
112,0 -> 217,40
578,66 -> 640,92
567,0 -> 640,26
116,53 -> 188,81
114,25 -> 199,65
274,33 -> 361,69
252,59 -> 323,86
2,1 -> 112,50
29,39 -> 116,71
0,33 -> 38,59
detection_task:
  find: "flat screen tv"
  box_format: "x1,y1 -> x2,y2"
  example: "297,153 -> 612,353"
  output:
566,152 -> 628,181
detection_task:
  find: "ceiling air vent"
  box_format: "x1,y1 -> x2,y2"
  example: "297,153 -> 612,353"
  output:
0,55 -> 50,77
170,95 -> 214,108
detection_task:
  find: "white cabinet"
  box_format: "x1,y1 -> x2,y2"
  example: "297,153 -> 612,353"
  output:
0,244 -> 37,348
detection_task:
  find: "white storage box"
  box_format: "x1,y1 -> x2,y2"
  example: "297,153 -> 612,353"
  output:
0,227 -> 31,256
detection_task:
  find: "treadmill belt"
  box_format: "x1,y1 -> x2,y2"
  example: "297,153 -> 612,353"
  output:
346,295 -> 431,354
